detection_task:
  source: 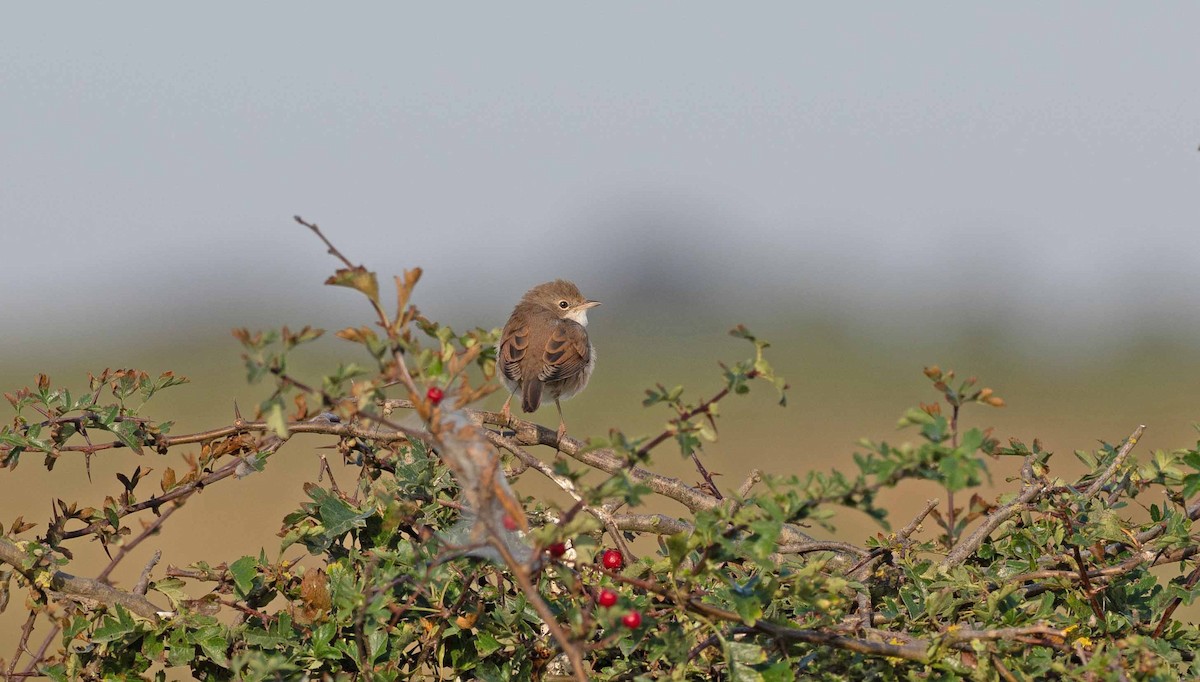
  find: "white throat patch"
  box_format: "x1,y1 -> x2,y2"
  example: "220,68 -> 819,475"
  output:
565,308 -> 590,327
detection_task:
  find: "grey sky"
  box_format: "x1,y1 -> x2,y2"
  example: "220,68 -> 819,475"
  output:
2,4 -> 1198,347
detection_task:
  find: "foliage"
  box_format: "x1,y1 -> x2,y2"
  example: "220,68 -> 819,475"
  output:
3,218 -> 1200,681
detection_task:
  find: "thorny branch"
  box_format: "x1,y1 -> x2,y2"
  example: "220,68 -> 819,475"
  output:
8,505 -> 180,676
594,567 -> 1069,665
0,537 -> 164,621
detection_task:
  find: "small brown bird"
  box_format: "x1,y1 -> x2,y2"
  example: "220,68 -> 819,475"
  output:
498,280 -> 600,440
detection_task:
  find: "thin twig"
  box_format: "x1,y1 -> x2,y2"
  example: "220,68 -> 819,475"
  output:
1084,425 -> 1146,500
899,499 -> 939,542
6,610 -> 38,680
689,451 -> 722,500
96,504 -> 178,583
18,621 -> 59,679
318,454 -> 342,496
134,551 -> 161,596
942,458 -> 1045,569
634,371 -> 758,460
735,469 -> 763,500
947,403 -> 960,546
1153,561 -> 1200,637
1070,544 -> 1105,622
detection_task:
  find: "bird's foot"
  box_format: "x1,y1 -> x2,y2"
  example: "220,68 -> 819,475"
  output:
555,422 -> 568,452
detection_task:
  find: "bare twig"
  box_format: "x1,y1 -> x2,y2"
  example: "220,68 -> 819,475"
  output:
899,499 -> 939,542
421,400 -> 826,550
947,403 -> 960,546
18,619 -> 59,679
96,504 -> 178,583
845,501 -> 940,630
485,431 -> 584,505
1083,425 -> 1146,500
11,468 -> 179,677
318,454 -> 342,496
634,371 -> 758,460
37,400 -> 824,553
133,551 -> 161,596
689,451 -> 722,500
942,458 -> 1045,569
1070,544 -> 1105,622
59,434 -> 289,540
1153,560 -> 1200,637
735,469 -> 763,500
1016,547 -> 1200,600
6,610 -> 38,680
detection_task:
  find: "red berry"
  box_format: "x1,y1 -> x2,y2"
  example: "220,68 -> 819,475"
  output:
547,541 -> 567,558
601,549 -> 624,571
596,589 -> 618,607
621,611 -> 643,629
502,515 -> 518,531
426,387 -> 445,405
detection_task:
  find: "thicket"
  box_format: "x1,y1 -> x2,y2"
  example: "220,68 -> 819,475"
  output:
2,218 -> 1200,681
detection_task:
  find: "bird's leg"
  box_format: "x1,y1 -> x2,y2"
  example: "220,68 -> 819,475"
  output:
555,399 -> 567,448
501,393 -> 514,426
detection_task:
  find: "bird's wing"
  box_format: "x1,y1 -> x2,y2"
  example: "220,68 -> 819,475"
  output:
498,316 -> 530,382
537,320 -> 590,383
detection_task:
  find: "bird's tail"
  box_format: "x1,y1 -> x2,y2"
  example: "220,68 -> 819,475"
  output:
521,379 -> 543,413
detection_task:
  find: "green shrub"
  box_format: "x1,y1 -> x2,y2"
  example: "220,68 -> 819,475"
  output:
3,218 -> 1199,681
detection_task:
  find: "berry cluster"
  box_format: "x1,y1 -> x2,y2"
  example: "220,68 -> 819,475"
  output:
593,549 -> 642,629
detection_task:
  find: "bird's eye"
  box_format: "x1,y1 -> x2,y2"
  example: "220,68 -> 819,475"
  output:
558,300 -> 569,309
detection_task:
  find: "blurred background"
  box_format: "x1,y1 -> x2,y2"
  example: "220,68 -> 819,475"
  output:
2,3 -> 1199,667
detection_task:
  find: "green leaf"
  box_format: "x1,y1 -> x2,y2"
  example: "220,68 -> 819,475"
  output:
142,630 -> 166,660
166,627 -> 195,667
897,407 -> 935,428
475,630 -> 502,657
111,421 -> 145,455
312,488 -> 373,537
368,627 -> 388,662
1182,473 -> 1200,501
725,639 -> 767,682
938,452 -> 982,492
91,607 -> 137,643
229,556 -> 258,599
195,626 -> 230,667
731,593 -> 763,626
151,577 -> 188,608
264,399 -> 289,439
760,661 -> 798,682
959,428 -> 985,453
920,416 -> 949,443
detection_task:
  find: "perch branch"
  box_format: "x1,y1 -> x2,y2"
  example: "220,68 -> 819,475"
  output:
0,537 -> 165,621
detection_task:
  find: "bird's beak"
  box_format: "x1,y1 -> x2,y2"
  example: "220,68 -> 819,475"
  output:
582,300 -> 601,309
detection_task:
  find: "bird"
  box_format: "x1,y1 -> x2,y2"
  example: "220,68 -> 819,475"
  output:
498,280 -> 600,441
